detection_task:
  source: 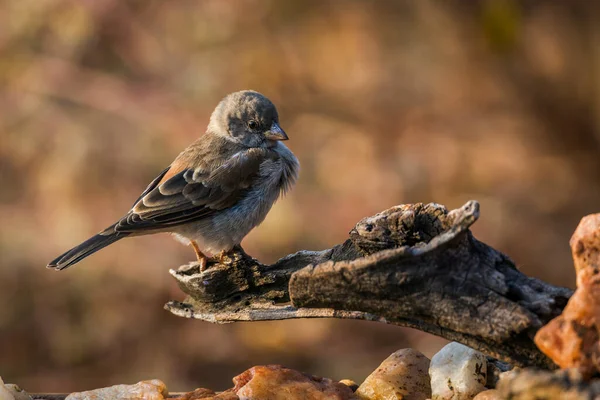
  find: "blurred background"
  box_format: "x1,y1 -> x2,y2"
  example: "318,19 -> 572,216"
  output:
1,0 -> 600,393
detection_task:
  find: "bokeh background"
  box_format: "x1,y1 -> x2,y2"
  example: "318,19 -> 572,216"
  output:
1,0 -> 600,393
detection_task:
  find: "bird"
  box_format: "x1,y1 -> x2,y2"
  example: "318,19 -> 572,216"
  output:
47,90 -> 299,271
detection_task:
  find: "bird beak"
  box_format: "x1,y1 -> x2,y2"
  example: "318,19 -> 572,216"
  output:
265,121 -> 289,141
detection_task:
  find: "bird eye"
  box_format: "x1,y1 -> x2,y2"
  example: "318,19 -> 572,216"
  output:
248,120 -> 258,130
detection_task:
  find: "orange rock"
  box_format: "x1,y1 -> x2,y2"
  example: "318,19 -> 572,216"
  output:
232,365 -> 357,400
534,214 -> 600,378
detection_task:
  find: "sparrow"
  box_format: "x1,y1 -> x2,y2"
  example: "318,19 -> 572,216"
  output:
47,90 -> 299,271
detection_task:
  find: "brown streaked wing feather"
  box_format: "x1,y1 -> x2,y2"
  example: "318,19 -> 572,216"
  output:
114,148 -> 268,233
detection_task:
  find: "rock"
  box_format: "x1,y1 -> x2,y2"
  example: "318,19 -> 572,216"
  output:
339,380 -> 358,392
534,214 -> 600,378
484,358 -> 512,389
0,377 -> 14,400
65,379 -> 168,400
429,342 -> 487,400
496,368 -> 600,399
171,388 -> 238,400
472,389 -> 501,400
356,348 -> 431,400
4,384 -> 31,400
0,378 -> 31,400
496,368 -> 519,384
232,365 -> 356,400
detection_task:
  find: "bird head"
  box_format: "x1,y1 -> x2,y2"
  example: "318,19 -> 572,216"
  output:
208,90 -> 288,148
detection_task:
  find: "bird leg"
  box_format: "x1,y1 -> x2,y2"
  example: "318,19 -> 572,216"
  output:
190,241 -> 208,271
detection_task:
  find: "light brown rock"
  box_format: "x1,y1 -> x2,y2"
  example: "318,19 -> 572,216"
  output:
356,348 -> 431,400
0,377 -> 15,400
170,388 -> 238,400
472,389 -> 501,400
4,384 -> 31,400
232,365 -> 356,400
0,378 -> 31,400
496,368 -> 598,399
65,379 -> 168,400
534,214 -> 600,378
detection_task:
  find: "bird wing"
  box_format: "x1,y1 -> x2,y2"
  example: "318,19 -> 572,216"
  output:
113,148 -> 268,233
130,166 -> 171,208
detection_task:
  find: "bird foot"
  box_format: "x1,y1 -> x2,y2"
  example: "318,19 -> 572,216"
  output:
215,246 -> 245,264
190,240 -> 209,272
198,256 -> 208,272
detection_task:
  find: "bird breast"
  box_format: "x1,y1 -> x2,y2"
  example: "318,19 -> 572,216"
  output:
175,142 -> 298,254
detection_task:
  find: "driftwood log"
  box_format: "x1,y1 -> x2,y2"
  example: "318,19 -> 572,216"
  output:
165,201 -> 573,369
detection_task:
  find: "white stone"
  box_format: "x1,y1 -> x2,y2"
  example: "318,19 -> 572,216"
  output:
0,377 -> 38,400
429,342 -> 487,400
0,377 -> 15,400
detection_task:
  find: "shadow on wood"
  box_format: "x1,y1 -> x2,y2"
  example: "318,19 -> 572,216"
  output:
165,201 -> 572,369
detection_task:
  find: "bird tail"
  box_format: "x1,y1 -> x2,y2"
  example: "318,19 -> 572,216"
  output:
47,224 -> 128,271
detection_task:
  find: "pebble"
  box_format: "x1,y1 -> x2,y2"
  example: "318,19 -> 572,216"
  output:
429,342 -> 487,400
472,389 -> 501,400
233,365 -> 356,400
0,378 -> 31,400
356,348 -> 431,400
65,379 -> 168,400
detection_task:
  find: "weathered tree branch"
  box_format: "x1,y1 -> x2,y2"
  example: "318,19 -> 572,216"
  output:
165,201 -> 573,369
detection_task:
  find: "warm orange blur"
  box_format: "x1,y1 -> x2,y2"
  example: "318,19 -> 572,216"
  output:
1,0 -> 598,393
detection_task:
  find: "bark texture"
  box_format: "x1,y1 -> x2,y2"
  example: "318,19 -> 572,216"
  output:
165,201 -> 572,369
